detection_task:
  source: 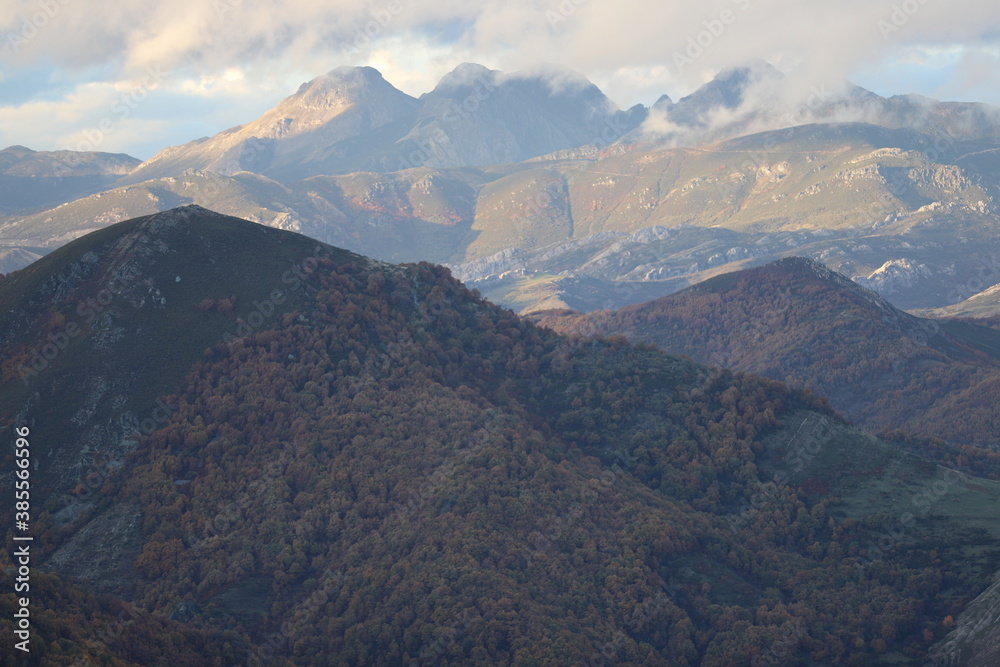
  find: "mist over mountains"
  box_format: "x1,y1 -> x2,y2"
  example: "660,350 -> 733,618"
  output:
120,59 -> 1000,185
635,60 -> 1000,148
118,62 -> 643,184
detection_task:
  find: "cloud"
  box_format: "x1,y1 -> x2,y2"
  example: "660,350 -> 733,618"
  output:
2,0 -> 1000,155
1,0 -> 997,92
0,81 -> 138,153
0,68 -> 283,158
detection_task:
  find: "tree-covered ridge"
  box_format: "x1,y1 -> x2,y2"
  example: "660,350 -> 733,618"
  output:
536,257 -> 1000,451
0,569 -> 246,665
80,258 -> 1000,663
2,213 -> 1000,665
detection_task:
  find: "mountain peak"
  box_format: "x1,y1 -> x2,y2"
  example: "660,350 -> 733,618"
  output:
285,65 -> 404,111
689,256 -> 921,336
422,63 -> 498,102
650,60 -> 785,132
652,94 -> 673,109
328,64 -> 383,79
402,62 -> 635,167
122,66 -> 418,182
149,202 -> 216,221
432,62 -> 496,90
675,60 -> 784,114
2,144 -> 34,156
716,60 -> 784,84
502,62 -> 609,104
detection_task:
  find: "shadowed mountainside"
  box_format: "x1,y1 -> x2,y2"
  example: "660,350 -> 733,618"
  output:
2,208 -> 1000,663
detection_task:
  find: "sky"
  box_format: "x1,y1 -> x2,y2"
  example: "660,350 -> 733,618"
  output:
0,0 -> 998,160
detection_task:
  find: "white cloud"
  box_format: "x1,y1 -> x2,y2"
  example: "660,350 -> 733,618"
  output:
1,0 -> 990,87
3,0 -> 1000,155
175,67 -> 252,97
934,45 -> 1000,105
354,34 -> 482,98
0,75 -> 180,156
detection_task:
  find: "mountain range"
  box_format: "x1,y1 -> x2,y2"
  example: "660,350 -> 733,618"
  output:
0,145 -> 139,215
3,62 -> 1000,318
3,206 -> 1000,664
118,63 -> 644,184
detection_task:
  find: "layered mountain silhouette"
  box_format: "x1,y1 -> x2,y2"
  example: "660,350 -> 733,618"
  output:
120,63 -> 642,184
6,116 -> 1000,313
118,60 -> 1000,187
535,257 -> 1000,450
120,66 -> 421,183
0,145 -> 140,214
4,61 -> 1000,313
400,62 -> 645,170
632,60 -> 1000,147
3,206 -> 1000,664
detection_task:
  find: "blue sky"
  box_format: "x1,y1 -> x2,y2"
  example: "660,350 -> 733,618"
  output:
1,0 -> 998,160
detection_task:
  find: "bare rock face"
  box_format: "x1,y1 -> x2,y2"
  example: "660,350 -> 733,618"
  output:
854,258 -> 933,296
121,63 -> 641,184
124,67 -> 422,183
927,570 -> 1000,667
46,503 -> 145,599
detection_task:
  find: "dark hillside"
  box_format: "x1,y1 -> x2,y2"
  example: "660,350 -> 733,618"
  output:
2,210 -> 999,664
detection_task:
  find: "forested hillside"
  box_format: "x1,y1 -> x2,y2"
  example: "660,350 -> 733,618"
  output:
2,209 -> 999,665
536,257 -> 1000,453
